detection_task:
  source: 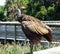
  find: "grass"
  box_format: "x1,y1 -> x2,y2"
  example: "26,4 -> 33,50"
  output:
0,42 -> 60,54
0,43 -> 30,54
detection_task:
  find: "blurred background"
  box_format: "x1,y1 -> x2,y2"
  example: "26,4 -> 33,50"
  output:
0,0 -> 60,21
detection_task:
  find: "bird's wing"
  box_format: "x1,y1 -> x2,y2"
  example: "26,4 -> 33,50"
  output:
35,18 -> 52,31
22,21 -> 49,35
22,14 -> 52,31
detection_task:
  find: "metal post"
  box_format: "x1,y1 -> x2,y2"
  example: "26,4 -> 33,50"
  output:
5,25 -> 7,44
14,25 -> 17,43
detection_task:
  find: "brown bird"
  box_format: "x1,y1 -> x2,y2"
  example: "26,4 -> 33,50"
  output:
18,14 -> 52,53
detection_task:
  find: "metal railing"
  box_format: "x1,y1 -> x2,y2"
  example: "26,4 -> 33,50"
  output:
0,21 -> 60,43
43,21 -> 60,26
0,21 -> 25,43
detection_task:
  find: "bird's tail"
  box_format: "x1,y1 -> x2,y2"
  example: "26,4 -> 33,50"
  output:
43,32 -> 52,42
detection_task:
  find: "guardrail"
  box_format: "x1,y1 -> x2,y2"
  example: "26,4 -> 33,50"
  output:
0,21 -> 60,43
0,21 -> 25,43
43,21 -> 60,26
0,21 -> 60,25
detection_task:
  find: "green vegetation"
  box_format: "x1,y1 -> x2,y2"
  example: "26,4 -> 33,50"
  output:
0,43 -> 30,54
0,42 -> 60,54
0,0 -> 60,21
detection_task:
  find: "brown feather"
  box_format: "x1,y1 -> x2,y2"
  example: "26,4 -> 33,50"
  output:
18,14 -> 52,44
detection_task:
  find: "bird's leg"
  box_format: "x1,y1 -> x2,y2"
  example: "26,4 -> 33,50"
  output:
34,44 -> 37,51
34,43 -> 40,51
30,41 -> 33,54
48,42 -> 52,48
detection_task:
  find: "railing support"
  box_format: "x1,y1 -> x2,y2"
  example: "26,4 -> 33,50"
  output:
5,25 -> 7,44
14,25 -> 17,43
